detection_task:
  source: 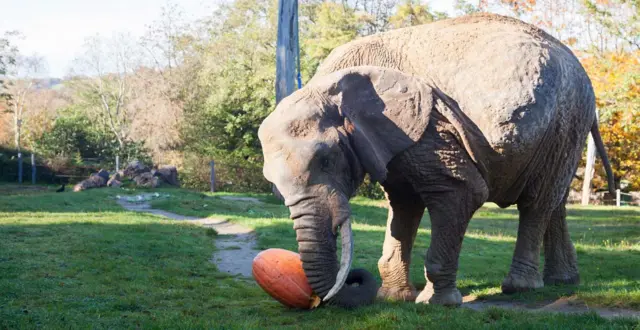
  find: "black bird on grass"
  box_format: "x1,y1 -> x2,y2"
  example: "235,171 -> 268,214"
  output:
56,184 -> 66,193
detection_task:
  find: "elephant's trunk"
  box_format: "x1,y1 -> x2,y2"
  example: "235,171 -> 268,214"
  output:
289,194 -> 377,308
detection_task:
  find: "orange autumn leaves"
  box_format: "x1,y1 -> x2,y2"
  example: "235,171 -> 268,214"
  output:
581,52 -> 640,190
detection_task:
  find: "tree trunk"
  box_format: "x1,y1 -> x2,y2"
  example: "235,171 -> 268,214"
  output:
582,111 -> 599,205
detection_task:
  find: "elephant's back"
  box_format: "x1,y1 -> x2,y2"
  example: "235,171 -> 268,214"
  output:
402,14 -> 579,145
315,14 -> 595,199
401,15 -> 594,199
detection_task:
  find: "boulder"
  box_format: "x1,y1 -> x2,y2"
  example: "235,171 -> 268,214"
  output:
123,160 -> 150,179
110,172 -> 121,182
107,176 -> 122,188
95,169 -> 110,182
153,165 -> 180,186
73,175 -> 107,192
134,172 -> 159,188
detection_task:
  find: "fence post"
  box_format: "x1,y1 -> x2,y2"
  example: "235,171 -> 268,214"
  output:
17,152 -> 23,184
581,133 -> 597,205
31,154 -> 36,184
210,160 -> 215,193
616,189 -> 621,207
115,155 -> 120,173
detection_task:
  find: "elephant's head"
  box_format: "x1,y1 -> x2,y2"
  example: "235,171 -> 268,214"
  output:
258,66 -> 459,308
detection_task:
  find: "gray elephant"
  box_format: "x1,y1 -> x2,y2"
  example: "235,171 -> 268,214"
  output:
258,13 -> 614,308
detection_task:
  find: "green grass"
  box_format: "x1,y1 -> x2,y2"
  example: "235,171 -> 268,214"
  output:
151,191 -> 640,310
1,185 -> 639,328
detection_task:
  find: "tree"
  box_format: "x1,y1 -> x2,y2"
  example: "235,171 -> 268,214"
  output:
302,1 -> 360,74
135,3 -> 199,164
4,54 -> 47,155
455,0 -> 485,14
0,32 -> 18,146
70,34 -> 140,158
581,51 -> 640,190
178,0 -> 279,191
0,32 -> 20,101
388,0 -> 448,29
584,0 -> 640,51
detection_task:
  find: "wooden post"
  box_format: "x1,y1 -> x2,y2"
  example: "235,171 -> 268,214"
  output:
273,0 -> 299,200
275,0 -> 298,104
17,152 -> 23,184
581,111 -> 599,205
31,154 -> 36,184
210,160 -> 215,193
616,189 -> 621,207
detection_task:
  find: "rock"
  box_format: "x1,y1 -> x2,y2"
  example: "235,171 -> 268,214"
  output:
133,172 -> 159,188
107,177 -> 122,188
123,160 -> 150,179
154,165 -> 180,186
110,172 -> 121,182
73,175 -> 107,192
94,169 -> 110,182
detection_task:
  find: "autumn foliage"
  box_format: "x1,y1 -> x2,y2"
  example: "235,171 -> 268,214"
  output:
581,52 -> 640,190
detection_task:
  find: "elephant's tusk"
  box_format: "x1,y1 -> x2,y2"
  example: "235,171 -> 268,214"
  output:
323,218 -> 353,302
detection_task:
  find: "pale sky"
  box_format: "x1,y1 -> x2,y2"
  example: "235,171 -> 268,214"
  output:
1,0 -> 456,78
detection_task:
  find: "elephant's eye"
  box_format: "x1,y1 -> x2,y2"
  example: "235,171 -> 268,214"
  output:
320,156 -> 334,172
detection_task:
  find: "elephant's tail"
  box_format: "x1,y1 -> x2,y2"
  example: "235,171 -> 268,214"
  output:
591,119 -> 616,194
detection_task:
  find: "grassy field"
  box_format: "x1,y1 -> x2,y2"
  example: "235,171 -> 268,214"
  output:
1,184 -> 639,329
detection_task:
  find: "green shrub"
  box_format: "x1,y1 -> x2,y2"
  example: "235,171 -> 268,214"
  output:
33,112 -> 151,170
356,175 -> 385,200
181,151 -> 271,193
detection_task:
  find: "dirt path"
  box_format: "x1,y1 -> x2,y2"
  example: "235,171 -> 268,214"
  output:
117,198 -> 259,278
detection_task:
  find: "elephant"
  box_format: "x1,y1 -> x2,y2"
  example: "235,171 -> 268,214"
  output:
258,13 -> 615,308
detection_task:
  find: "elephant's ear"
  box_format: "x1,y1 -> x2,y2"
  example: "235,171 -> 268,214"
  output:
324,66 -> 434,182
431,89 -> 491,181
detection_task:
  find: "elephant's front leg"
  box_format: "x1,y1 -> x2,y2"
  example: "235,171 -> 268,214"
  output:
377,184 -> 425,302
416,188 -> 483,306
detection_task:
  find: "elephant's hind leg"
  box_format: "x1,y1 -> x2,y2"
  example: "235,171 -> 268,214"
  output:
502,204 -> 549,293
377,180 -> 425,302
543,202 -> 580,285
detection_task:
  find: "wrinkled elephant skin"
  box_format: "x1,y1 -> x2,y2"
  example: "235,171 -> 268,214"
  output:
258,13 -> 615,308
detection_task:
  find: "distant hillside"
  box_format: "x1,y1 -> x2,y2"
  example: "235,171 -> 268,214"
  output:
34,78 -> 63,90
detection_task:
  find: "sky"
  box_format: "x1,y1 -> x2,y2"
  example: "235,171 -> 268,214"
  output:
1,0 -> 456,78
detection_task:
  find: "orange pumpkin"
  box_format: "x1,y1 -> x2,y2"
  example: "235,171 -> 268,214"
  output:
252,248 -> 320,309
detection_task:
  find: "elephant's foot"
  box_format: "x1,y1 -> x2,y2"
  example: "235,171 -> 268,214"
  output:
377,285 -> 417,302
501,271 -> 544,294
543,271 -> 580,286
543,245 -> 580,286
415,282 -> 462,306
